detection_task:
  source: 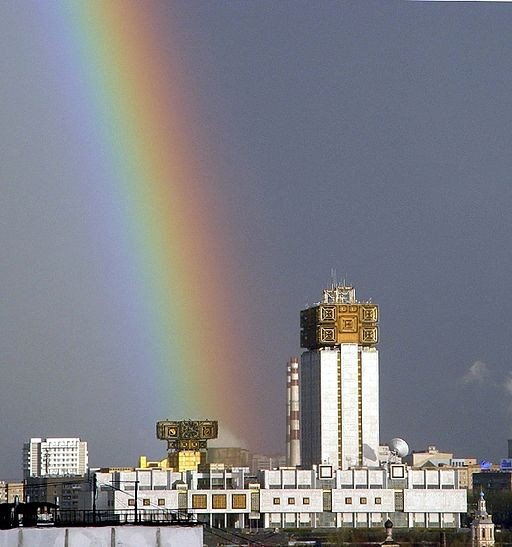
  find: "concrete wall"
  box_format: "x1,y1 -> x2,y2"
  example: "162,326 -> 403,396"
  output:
0,526 -> 202,547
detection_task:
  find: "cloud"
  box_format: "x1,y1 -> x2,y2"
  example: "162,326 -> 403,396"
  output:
462,361 -> 491,385
504,372 -> 512,396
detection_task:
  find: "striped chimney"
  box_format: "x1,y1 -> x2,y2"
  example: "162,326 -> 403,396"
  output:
286,357 -> 301,467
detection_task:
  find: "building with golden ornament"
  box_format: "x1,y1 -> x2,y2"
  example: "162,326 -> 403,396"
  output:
300,283 -> 379,469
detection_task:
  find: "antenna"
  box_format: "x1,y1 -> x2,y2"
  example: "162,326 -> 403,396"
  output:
330,268 -> 337,287
389,438 -> 409,459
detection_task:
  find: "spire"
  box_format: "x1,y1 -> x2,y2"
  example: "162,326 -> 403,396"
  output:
471,491 -> 495,546
476,490 -> 489,518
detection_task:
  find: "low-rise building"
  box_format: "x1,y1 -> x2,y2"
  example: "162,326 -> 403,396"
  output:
93,464 -> 467,530
25,476 -> 92,510
3,482 -> 24,503
473,471 -> 512,492
404,446 -> 453,468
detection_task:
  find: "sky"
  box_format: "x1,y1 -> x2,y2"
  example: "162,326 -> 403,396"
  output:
2,1 -> 512,480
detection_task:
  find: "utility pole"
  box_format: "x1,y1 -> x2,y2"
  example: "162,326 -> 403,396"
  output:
92,473 -> 97,525
134,480 -> 139,524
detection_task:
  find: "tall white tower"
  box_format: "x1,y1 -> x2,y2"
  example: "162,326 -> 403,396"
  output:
299,283 -> 379,469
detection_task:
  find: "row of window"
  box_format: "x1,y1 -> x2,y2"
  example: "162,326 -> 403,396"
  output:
192,494 -> 246,510
128,499 -> 166,507
271,496 -> 382,506
344,497 -> 381,505
126,494 -> 249,510
273,497 -> 310,505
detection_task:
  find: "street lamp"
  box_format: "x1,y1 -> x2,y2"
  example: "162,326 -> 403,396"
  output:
110,479 -> 140,524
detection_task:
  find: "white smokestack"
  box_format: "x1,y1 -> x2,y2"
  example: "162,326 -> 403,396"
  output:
287,357 -> 300,467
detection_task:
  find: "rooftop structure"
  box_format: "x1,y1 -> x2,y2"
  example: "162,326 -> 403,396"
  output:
156,420 -> 218,472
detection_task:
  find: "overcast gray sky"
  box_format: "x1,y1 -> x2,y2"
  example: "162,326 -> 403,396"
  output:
2,1 -> 512,480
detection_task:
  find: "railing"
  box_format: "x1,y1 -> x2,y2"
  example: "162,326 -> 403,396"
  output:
56,509 -> 196,527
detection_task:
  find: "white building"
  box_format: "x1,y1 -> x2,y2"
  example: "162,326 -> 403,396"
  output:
93,464 -> 467,530
23,437 -> 88,479
300,284 -> 380,469
0,527 -> 202,547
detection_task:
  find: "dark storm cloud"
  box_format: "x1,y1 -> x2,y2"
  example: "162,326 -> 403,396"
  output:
2,1 -> 512,479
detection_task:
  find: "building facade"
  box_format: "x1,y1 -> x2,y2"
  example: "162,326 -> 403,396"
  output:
473,471 -> 512,492
23,438 -> 88,479
0,482 -> 24,504
25,475 -> 92,510
92,464 -> 466,530
300,283 -> 379,469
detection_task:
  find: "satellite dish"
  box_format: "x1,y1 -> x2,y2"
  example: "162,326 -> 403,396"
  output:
389,438 -> 409,458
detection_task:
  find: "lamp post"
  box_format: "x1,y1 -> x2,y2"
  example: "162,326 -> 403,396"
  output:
110,479 -> 140,524
134,480 -> 139,524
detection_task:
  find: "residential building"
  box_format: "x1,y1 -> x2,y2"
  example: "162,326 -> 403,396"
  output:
23,437 -> 88,479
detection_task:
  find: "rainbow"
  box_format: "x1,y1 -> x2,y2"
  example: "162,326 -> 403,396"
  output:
47,2 -> 255,444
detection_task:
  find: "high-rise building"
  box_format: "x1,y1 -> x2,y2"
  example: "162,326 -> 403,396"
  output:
23,437 -> 88,479
299,283 -> 379,469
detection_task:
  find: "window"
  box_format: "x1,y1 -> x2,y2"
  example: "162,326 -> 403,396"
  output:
375,497 -> 382,505
345,497 -> 352,504
273,498 -> 280,505
232,494 -> 246,509
360,497 -> 367,504
288,497 -> 295,504
192,494 -> 207,509
128,499 -> 135,507
158,499 -> 165,506
212,494 -> 227,509
143,499 -> 150,506
303,497 -> 310,505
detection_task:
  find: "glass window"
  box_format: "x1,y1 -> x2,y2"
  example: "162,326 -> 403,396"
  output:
345,497 -> 352,504
273,498 -> 280,505
375,497 -> 382,504
158,499 -> 165,506
288,497 -> 295,504
303,497 -> 310,505
128,499 -> 135,507
143,499 -> 150,506
212,494 -> 227,509
232,494 -> 246,509
360,497 -> 367,504
192,494 -> 207,509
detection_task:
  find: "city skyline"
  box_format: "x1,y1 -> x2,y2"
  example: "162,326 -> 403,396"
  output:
2,1 -> 512,480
